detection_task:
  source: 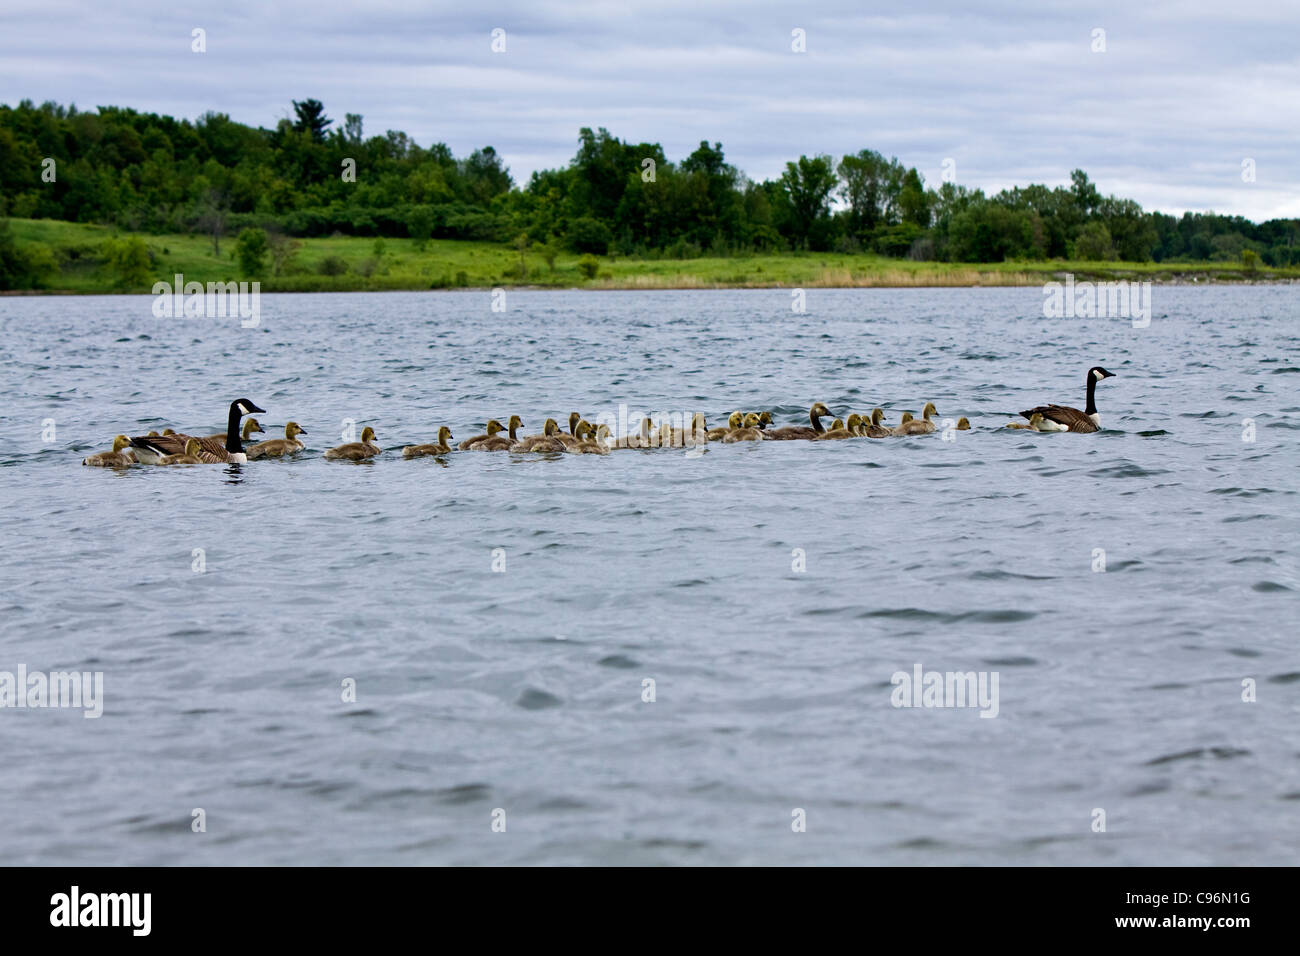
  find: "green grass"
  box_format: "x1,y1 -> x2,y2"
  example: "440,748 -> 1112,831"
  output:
7,217 -> 1298,293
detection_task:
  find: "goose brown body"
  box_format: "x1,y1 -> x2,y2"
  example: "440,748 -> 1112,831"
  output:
325,426 -> 381,460
402,426 -> 454,458
82,435 -> 135,467
764,403 -> 832,440
247,422 -> 307,459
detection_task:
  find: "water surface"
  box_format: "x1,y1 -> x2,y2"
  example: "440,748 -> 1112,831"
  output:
1,287 -> 1297,865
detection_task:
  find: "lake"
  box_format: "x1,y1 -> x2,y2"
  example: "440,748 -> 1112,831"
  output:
1,286 -> 1296,865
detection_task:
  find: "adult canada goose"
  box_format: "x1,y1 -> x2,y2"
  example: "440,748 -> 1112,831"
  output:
723,413 -> 764,442
818,414 -> 862,440
157,438 -> 207,465
1019,366 -> 1116,432
402,426 -> 454,458
209,418 -> 264,444
130,399 -> 266,463
459,419 -> 504,450
894,402 -> 939,435
764,402 -> 832,440
247,422 -> 307,459
707,412 -> 744,441
477,415 -> 523,451
82,435 -> 135,467
575,422 -> 612,454
512,418 -> 566,452
861,408 -> 892,438
325,426 -> 381,460
1007,413 -> 1046,431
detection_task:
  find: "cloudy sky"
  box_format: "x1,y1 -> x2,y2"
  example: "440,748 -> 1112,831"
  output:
3,0 -> 1298,219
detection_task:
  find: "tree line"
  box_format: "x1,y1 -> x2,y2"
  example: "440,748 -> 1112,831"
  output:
1,98 -> 1297,270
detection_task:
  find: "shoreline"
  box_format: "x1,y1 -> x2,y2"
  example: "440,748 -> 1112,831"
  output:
3,276 -> 1296,296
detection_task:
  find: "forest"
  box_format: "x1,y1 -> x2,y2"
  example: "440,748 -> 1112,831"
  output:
1,98 -> 1297,290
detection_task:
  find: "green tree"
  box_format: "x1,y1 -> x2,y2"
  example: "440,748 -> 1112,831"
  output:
898,168 -> 932,228
837,149 -> 904,233
107,235 -> 151,288
778,154 -> 837,249
234,227 -> 269,276
407,205 -> 435,250
567,216 -> 611,254
291,99 -> 331,142
1073,221 -> 1116,260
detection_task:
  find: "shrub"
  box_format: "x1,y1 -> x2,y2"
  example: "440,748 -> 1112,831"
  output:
577,254 -> 599,279
318,255 -> 349,276
567,217 -> 611,254
234,227 -> 269,276
106,236 -> 152,289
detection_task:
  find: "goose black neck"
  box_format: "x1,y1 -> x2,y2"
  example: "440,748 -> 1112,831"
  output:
1084,373 -> 1099,416
811,409 -> 825,433
225,403 -> 244,454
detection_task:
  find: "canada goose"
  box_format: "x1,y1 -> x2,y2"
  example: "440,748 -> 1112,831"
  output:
512,418 -> 566,453
247,422 -> 307,459
1019,366 -> 1116,432
894,402 -> 939,435
575,422 -> 611,454
861,408 -> 892,438
673,412 -> 709,446
723,412 -> 764,442
561,418 -> 595,452
1007,413 -> 1046,430
402,426 -> 453,458
557,419 -> 589,451
459,419 -> 505,450
891,412 -> 914,434
325,426 -> 381,460
130,399 -> 266,463
566,412 -> 582,438
613,417 -> 654,449
82,435 -> 135,467
756,411 -> 773,431
819,414 -> 862,440
707,412 -> 744,441
471,415 -> 523,451
955,417 -> 971,431
764,403 -> 832,440
162,428 -> 177,437
209,418 -> 264,444
157,438 -> 207,465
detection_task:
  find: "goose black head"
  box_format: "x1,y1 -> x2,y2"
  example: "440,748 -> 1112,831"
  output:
232,398 -> 266,416
1090,367 -> 1115,381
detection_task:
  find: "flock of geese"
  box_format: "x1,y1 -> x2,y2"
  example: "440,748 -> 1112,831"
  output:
80,367 -> 1117,467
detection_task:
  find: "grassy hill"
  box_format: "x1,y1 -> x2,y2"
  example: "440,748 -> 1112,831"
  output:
6,218 -> 1298,294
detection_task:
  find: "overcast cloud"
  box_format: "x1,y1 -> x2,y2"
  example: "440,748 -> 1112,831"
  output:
2,0 -> 1297,219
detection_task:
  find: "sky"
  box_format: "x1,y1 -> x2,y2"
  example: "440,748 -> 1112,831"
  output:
2,0 -> 1298,220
